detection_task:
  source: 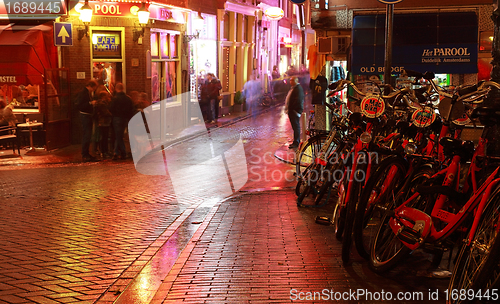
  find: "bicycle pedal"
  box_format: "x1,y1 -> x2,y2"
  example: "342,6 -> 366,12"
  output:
315,216 -> 332,225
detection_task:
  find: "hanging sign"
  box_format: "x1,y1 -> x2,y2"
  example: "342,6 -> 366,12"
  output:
378,0 -> 403,4
412,107 -> 436,128
264,7 -> 284,21
361,95 -> 385,118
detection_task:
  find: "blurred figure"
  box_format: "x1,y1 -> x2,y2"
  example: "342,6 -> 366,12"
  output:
199,75 -> 211,122
272,65 -> 280,80
207,73 -> 222,123
243,75 -> 261,116
94,92 -> 113,158
138,92 -> 151,110
75,80 -> 98,162
0,100 -> 18,126
109,83 -> 135,160
129,91 -> 140,113
285,76 -> 304,149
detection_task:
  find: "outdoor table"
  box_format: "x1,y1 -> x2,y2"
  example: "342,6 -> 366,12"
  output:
17,122 -> 43,154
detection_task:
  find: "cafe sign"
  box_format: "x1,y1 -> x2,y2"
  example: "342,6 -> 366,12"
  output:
92,31 -> 121,59
0,76 -> 17,83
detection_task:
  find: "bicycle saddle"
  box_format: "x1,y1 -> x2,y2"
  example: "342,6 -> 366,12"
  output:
470,106 -> 500,126
439,137 -> 475,162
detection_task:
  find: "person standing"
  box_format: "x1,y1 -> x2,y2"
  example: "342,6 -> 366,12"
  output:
199,76 -> 211,122
109,83 -> 134,160
207,73 -> 222,123
285,76 -> 304,149
94,91 -> 113,158
76,80 -> 98,162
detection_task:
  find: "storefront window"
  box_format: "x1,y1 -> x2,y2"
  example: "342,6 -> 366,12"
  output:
165,62 -> 177,98
151,62 -> 160,103
152,30 -> 180,103
1,83 -> 39,111
170,35 -> 178,58
151,32 -> 159,58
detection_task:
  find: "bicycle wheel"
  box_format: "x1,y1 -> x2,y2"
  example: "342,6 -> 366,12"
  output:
313,143 -> 348,205
447,186 -> 500,304
295,134 -> 327,181
333,165 -> 350,240
296,164 -> 321,204
354,155 -> 408,260
369,166 -> 435,273
342,161 -> 367,264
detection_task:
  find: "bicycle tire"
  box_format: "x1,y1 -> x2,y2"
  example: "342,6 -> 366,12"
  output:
295,163 -> 314,197
333,166 -> 350,240
369,166 -> 435,273
354,155 -> 408,260
447,186 -> 500,304
342,161 -> 367,264
295,134 -> 327,180
313,143 -> 348,205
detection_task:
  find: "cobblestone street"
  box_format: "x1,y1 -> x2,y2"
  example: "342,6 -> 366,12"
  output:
0,106 -> 448,303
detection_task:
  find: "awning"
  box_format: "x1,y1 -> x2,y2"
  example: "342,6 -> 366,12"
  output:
0,25 -> 55,85
351,12 -> 478,75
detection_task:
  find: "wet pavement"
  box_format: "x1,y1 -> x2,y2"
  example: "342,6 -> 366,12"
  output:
0,102 -> 449,303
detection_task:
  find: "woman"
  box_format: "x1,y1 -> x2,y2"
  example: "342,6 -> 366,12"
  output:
0,100 -> 18,126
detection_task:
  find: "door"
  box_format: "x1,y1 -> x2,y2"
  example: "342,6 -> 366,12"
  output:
44,68 -> 70,150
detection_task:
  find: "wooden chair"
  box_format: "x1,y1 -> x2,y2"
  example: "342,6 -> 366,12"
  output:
0,125 -> 21,155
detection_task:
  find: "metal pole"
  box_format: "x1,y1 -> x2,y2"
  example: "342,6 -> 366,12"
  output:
486,0 -> 500,154
384,4 -> 394,95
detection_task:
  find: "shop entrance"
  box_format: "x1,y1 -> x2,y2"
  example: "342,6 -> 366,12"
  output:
44,68 -> 70,150
92,62 -> 122,94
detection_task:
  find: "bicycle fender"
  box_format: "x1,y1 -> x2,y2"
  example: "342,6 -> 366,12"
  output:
389,207 -> 432,251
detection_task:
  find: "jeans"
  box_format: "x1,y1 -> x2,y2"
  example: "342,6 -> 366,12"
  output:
113,116 -> 127,157
288,111 -> 301,146
80,113 -> 93,158
99,125 -> 110,154
211,98 -> 219,120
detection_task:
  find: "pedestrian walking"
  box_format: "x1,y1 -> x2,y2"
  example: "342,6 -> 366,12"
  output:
109,83 -> 134,160
207,73 -> 222,123
75,80 -> 98,162
94,91 -> 113,159
285,76 -> 304,149
243,75 -> 261,116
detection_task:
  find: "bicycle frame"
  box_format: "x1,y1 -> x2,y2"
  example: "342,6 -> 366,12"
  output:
389,135 -> 500,250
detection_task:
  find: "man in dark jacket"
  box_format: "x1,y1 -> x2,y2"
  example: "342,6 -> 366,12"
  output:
285,76 -> 304,149
109,83 -> 134,160
76,80 -> 98,161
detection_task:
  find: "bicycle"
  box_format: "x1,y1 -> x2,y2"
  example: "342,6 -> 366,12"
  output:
367,81 -> 500,300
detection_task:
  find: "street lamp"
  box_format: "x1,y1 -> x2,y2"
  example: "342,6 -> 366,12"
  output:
133,2 -> 150,43
138,2 -> 150,25
78,0 -> 93,40
184,11 -> 204,42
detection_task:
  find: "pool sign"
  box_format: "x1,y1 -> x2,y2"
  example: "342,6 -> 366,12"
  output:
378,0 -> 404,4
361,95 -> 385,118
